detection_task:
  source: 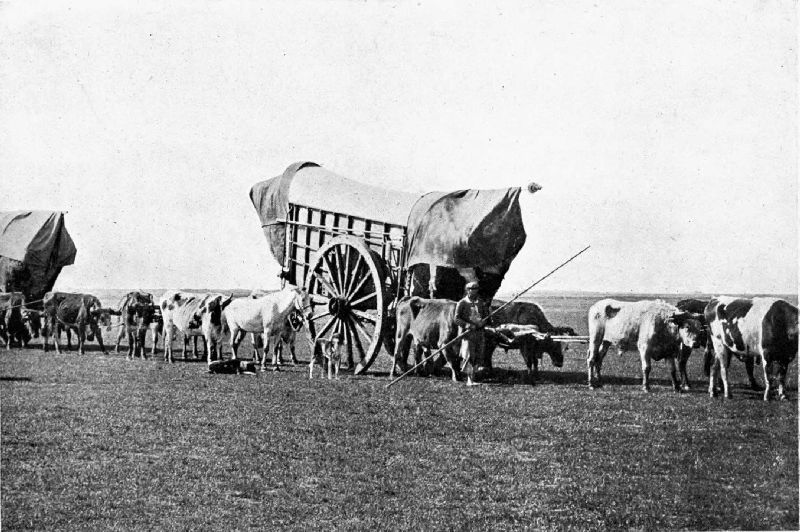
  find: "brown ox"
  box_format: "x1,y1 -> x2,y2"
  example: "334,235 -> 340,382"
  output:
390,297 -> 462,382
41,292 -> 111,355
0,292 -> 29,349
114,291 -> 159,360
705,296 -> 798,401
587,299 -> 704,392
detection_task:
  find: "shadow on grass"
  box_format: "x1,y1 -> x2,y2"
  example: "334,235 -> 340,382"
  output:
0,376 -> 32,382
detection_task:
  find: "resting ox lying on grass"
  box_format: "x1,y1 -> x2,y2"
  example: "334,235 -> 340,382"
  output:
587,299 -> 704,392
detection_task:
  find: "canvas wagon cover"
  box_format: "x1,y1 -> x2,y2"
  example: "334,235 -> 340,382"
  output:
250,162 -> 526,274
0,211 -> 76,301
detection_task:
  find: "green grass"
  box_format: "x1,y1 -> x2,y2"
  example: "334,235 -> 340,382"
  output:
2,292 -> 798,530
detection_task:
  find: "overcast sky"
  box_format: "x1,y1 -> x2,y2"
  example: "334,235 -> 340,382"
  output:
1,1 -> 796,295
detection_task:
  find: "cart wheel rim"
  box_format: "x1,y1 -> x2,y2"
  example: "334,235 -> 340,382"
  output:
304,235 -> 388,375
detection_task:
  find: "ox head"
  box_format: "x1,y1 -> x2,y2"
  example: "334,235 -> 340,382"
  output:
668,311 -> 704,349
294,288 -> 313,322
539,335 -> 564,368
198,294 -> 234,334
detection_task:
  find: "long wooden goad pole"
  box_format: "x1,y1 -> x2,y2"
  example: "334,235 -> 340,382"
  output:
385,245 -> 591,389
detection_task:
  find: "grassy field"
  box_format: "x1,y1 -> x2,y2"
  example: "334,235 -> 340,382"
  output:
2,291 -> 797,530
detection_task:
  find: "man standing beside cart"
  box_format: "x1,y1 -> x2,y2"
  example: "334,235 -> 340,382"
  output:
455,281 -> 491,386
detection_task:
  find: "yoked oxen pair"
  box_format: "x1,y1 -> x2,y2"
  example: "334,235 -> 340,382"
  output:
160,291 -> 233,364
41,292 -> 114,355
224,286 -> 311,371
114,291 -> 161,359
248,289 -> 302,366
587,299 -> 704,392
391,297 -> 463,382
486,300 -> 576,384
704,296 -> 798,401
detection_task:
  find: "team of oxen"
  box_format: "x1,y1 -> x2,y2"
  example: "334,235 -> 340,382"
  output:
1,288 -> 797,400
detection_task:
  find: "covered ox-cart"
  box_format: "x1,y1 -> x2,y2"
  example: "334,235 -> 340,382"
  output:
250,162 -> 534,374
0,211 -> 76,304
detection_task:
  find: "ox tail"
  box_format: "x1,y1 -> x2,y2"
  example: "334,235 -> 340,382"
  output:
702,341 -> 714,376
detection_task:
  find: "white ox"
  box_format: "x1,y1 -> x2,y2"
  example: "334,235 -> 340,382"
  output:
159,291 -> 232,364
248,289 -> 302,366
224,286 -> 311,371
587,299 -> 704,392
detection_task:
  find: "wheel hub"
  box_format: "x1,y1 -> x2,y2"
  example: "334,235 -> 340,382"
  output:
328,297 -> 350,319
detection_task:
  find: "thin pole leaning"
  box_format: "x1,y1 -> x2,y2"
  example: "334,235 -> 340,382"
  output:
385,245 -> 591,389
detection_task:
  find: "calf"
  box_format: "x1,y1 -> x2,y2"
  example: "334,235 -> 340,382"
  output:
0,292 -> 30,349
705,296 -> 798,401
390,297 -> 462,382
486,300 -> 576,384
41,292 -> 109,355
587,299 -> 704,392
309,333 -> 343,379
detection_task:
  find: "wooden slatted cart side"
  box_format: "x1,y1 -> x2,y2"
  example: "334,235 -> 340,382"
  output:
281,201 -> 409,374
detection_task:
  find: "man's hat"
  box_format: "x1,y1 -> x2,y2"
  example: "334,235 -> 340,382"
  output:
466,281 -> 479,290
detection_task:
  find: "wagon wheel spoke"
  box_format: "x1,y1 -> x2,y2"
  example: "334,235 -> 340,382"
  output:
312,270 -> 339,299
341,245 -> 353,300
320,254 -> 343,297
349,291 -> 377,308
345,316 -> 367,364
342,314 -> 355,368
351,309 -> 378,324
315,315 -> 338,341
309,294 -> 329,306
309,311 -> 331,323
332,245 -> 347,298
346,265 -> 371,301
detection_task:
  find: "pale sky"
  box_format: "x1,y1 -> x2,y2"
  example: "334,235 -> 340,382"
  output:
1,1 -> 796,295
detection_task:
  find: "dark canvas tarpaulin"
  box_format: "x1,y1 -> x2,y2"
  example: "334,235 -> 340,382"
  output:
405,187 -> 526,275
0,211 -> 76,302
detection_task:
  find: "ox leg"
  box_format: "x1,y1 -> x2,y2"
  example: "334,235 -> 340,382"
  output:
640,351 -> 652,392
127,329 -> 135,359
745,357 -> 764,392
261,328 -> 272,371
718,349 -> 733,399
289,340 -> 298,365
391,334 -> 412,378
251,333 -> 259,361
150,328 -> 159,357
760,354 -> 773,401
587,341 -> 609,389
776,360 -> 789,401
115,326 -> 124,354
230,328 -> 243,360
77,329 -> 86,356
271,337 -> 280,367
667,357 -> 681,392
165,327 -> 174,363
678,344 -> 691,391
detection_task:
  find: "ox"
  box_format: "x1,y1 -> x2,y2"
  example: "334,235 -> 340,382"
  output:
705,296 -> 798,401
160,291 -> 229,364
114,291 -> 159,360
486,300 -> 576,384
674,298 -> 711,390
41,292 -> 111,355
587,299 -> 704,392
224,286 -> 311,371
390,297 -> 462,382
0,292 -> 30,349
248,289 -> 302,366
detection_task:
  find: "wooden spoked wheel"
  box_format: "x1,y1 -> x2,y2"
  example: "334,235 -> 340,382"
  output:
304,235 -> 389,375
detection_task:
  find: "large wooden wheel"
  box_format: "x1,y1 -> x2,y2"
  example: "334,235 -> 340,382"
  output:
304,235 -> 389,375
